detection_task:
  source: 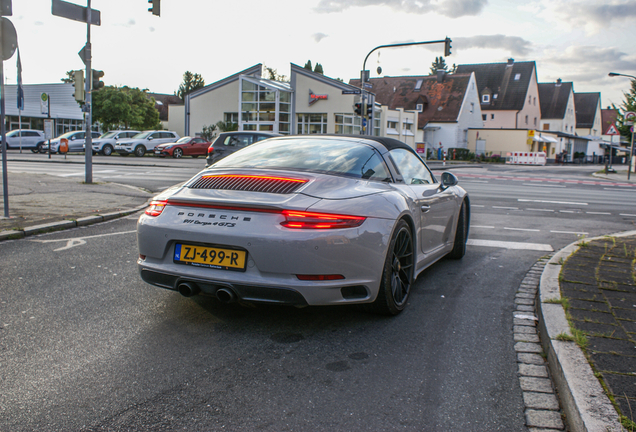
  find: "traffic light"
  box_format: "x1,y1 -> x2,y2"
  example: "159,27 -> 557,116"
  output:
444,37 -> 452,57
92,69 -> 104,91
354,103 -> 362,116
366,103 -> 373,117
148,0 -> 160,16
72,70 -> 85,102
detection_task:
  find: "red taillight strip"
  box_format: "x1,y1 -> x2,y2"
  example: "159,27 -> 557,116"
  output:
146,200 -> 366,229
200,174 -> 308,184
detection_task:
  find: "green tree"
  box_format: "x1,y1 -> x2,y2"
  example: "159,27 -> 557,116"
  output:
176,71 -> 205,100
429,57 -> 456,75
264,66 -> 288,82
93,86 -> 161,131
304,60 -> 313,71
61,70 -> 74,83
314,63 -> 324,75
201,124 -> 218,141
216,120 -> 238,132
613,79 -> 636,140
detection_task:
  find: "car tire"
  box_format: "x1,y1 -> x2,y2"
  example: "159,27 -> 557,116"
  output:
369,219 -> 414,315
173,148 -> 183,158
447,201 -> 468,260
134,145 -> 145,157
31,144 -> 42,154
102,144 -> 113,156
191,155 -> 198,159
37,143 -> 46,153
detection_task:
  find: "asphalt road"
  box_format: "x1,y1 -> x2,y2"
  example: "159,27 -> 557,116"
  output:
2,159 -> 635,431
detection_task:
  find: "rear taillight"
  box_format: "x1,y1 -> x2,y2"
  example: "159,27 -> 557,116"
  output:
281,210 -> 365,229
145,200 -> 167,217
207,146 -> 214,154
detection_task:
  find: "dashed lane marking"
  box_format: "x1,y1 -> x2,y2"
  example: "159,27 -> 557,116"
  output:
518,199 -> 588,206
504,227 -> 541,232
550,230 -> 588,235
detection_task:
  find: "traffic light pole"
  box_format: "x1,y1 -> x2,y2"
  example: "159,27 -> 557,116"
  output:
84,0 -> 92,183
359,38 -> 451,136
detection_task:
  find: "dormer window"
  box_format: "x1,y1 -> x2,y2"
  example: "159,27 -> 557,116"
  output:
414,79 -> 423,91
493,94 -> 498,99
416,103 -> 424,112
482,94 -> 490,103
514,73 -> 521,80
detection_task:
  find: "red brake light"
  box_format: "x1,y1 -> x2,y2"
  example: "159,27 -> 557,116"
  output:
281,210 -> 365,229
145,200 -> 167,217
207,146 -> 214,154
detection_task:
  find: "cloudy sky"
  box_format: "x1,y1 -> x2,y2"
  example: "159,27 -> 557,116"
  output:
8,0 -> 636,109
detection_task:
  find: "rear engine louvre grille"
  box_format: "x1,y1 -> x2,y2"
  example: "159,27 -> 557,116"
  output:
189,174 -> 308,194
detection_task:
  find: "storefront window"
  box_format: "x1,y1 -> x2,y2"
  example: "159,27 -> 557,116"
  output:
297,113 -> 327,134
239,76 -> 292,135
335,114 -> 361,134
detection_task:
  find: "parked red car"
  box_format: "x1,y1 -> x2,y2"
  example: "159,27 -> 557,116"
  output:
154,136 -> 211,158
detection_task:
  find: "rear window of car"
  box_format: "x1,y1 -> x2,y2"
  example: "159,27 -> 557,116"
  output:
212,138 -> 390,181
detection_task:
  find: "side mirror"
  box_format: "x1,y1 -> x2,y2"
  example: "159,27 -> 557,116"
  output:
441,172 -> 458,188
148,136 -> 153,140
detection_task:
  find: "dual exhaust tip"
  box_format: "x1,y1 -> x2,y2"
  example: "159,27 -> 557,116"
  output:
176,281 -> 236,303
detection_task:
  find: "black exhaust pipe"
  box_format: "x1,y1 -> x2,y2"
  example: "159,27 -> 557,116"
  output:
177,282 -> 200,297
216,288 -> 236,303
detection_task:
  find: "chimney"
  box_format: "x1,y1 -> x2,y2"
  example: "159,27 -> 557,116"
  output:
507,58 -> 514,66
436,69 -> 445,83
556,78 -> 562,86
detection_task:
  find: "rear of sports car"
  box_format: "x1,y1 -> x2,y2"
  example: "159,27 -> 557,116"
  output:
137,169 -> 400,306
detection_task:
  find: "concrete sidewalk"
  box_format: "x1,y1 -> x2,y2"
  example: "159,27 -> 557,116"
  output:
0,172 -> 152,240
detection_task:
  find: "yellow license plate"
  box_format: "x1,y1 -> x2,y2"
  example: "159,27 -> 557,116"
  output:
174,243 -> 247,271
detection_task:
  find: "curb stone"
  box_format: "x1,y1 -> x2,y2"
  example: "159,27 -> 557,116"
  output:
515,257 -> 566,431
0,202 -> 149,242
536,231 -> 636,431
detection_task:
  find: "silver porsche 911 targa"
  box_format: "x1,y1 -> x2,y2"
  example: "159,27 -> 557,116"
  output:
137,135 -> 469,315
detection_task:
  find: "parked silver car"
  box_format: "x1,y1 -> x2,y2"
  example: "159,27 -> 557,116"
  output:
42,130 -> 101,153
91,130 -> 140,156
115,131 -> 180,157
205,131 -> 281,167
137,135 -> 470,315
4,129 -> 46,153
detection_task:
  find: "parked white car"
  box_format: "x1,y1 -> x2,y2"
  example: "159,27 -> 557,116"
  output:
5,129 -> 46,153
114,131 -> 180,157
91,130 -> 140,156
43,130 -> 102,153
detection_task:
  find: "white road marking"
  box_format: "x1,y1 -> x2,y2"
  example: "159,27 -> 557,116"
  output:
527,208 -> 554,212
518,199 -> 588,206
492,206 -> 519,210
522,183 -> 566,188
550,230 -> 588,235
471,225 -> 495,229
586,212 -> 611,215
620,214 -> 636,217
31,230 -> 136,251
467,239 -> 553,251
504,227 -> 541,232
471,205 -> 485,207
559,210 -> 576,213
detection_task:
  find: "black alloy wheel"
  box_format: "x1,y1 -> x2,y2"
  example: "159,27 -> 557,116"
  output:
370,219 -> 414,315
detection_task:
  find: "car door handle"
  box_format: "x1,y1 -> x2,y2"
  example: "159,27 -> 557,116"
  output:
421,205 -> 430,213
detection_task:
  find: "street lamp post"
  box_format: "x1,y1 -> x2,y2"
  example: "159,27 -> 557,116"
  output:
608,72 -> 636,179
359,38 -> 451,135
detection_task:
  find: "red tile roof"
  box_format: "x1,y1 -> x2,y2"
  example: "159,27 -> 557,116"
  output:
350,73 -> 471,128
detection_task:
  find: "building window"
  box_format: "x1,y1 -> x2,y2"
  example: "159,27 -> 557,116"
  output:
415,79 -> 423,91
528,95 -> 531,104
297,113 -> 327,134
534,97 -> 536,106
239,77 -> 292,134
491,114 -> 495,120
534,117 -> 537,126
373,115 -> 381,136
416,103 -> 424,112
224,112 -> 238,125
493,94 -> 498,99
482,114 -> 487,121
525,115 -> 528,124
482,94 -> 490,103
470,102 -> 474,113
543,123 -> 550,130
335,114 -> 361,134
514,73 -> 521,80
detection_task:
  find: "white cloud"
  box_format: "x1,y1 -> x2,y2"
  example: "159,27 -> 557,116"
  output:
314,0 -> 488,17
312,32 -> 328,42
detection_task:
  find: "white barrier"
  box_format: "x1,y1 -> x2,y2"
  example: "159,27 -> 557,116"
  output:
506,152 -> 547,166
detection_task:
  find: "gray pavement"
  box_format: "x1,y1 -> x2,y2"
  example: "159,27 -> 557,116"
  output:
0,171 -> 152,239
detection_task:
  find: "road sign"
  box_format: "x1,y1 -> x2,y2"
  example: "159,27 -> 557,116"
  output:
0,17 -> 17,61
52,0 -> 101,26
364,83 -> 373,89
40,93 -> 48,115
342,89 -> 361,95
625,111 -> 635,126
527,130 -> 535,137
44,119 -> 54,139
78,43 -> 90,65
